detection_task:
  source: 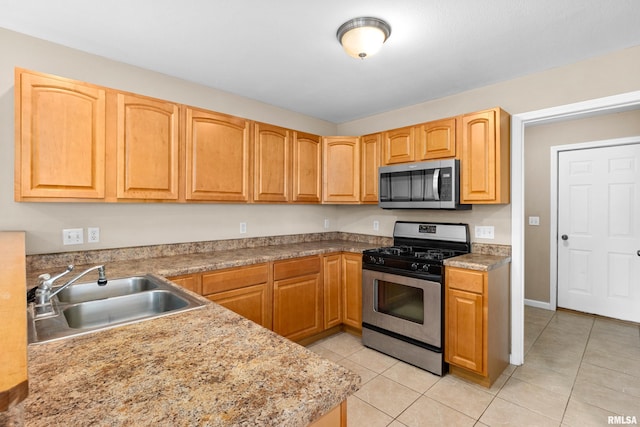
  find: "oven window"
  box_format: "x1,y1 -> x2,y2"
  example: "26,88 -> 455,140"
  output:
375,280 -> 424,324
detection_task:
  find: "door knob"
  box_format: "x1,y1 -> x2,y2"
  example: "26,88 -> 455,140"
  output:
637,250 -> 640,256
561,235 -> 568,241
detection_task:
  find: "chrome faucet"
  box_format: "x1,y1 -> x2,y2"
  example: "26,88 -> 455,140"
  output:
34,264 -> 107,317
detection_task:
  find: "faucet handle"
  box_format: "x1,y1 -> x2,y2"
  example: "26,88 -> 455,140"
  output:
43,265 -> 74,288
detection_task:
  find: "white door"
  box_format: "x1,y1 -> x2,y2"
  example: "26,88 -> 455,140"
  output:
557,142 -> 640,323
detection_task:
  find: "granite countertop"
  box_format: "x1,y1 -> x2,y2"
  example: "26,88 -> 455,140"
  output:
444,252 -> 511,271
24,241 -> 373,426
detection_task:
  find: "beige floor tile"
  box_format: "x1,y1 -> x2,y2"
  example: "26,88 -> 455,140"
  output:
582,344 -> 640,378
572,376 -> 640,415
591,317 -> 640,339
512,362 -> 576,398
381,361 -> 441,394
562,396 -> 618,427
397,395 -> 476,427
546,310 -> 594,334
336,358 -> 378,386
316,332 -> 364,357
355,375 -> 421,418
346,396 -> 393,427
521,351 -> 581,378
424,375 -> 493,419
346,347 -> 399,374
479,397 -> 559,427
388,421 -> 409,427
577,362 -> 640,398
497,377 -> 568,421
306,344 -> 343,363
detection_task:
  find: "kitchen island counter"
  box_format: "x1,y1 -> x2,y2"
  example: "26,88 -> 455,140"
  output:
25,281 -> 359,426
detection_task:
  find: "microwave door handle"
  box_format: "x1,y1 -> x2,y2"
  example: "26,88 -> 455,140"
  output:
433,168 -> 440,200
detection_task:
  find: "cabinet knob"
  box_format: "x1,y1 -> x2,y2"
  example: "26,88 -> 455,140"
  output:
561,235 -> 568,241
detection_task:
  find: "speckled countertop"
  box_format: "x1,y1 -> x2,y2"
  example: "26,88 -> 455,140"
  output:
23,239 -> 376,427
443,252 -> 511,271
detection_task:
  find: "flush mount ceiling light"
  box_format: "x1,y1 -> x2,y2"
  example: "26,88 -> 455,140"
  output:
336,17 -> 391,59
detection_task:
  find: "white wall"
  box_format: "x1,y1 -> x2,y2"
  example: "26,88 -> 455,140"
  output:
2,27 -> 639,255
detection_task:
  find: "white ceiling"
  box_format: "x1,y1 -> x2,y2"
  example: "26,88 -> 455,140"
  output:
2,0 -> 640,123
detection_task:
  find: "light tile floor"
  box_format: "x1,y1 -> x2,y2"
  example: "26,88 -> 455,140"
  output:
307,307 -> 640,426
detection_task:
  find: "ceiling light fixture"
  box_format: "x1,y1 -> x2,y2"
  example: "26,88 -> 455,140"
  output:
336,17 -> 391,59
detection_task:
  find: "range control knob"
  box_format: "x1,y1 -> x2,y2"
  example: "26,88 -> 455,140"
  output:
377,257 -> 385,265
410,263 -> 419,271
421,264 -> 430,273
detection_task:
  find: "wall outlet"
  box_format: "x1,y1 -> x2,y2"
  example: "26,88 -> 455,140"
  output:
62,228 -> 83,245
324,219 -> 330,229
528,216 -> 540,226
240,222 -> 247,234
373,220 -> 379,231
87,227 -> 100,243
474,226 -> 495,239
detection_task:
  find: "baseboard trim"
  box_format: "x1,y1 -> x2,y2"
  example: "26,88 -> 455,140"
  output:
524,299 -> 555,311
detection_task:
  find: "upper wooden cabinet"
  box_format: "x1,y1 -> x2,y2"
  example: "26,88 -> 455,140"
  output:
460,108 -> 510,204
253,122 -> 291,202
292,131 -> 322,203
184,108 -> 251,202
382,126 -> 416,165
360,133 -> 381,203
323,136 -> 360,203
115,93 -> 180,200
15,69 -> 106,200
416,117 -> 457,160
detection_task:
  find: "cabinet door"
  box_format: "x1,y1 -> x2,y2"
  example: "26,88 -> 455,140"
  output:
323,137 -> 360,203
167,273 -> 202,295
382,126 -> 415,165
16,70 -> 106,200
460,108 -> 510,204
446,288 -> 484,373
273,274 -> 323,341
207,284 -> 271,329
416,117 -> 457,160
292,132 -> 322,203
360,133 -> 381,203
323,254 -> 343,329
342,252 -> 362,330
185,108 -> 250,201
253,122 -> 291,202
116,93 -> 180,200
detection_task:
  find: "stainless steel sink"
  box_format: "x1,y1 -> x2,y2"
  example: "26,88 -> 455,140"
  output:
28,274 -> 206,344
56,276 -> 158,303
63,290 -> 188,329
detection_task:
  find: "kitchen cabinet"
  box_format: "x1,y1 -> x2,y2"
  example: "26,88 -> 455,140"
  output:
445,264 -> 510,387
360,133 -> 381,203
15,69 -> 106,201
114,93 -> 180,200
184,108 -> 251,202
167,273 -> 202,295
416,117 -> 458,160
341,252 -> 362,331
323,136 -> 360,203
460,107 -> 510,204
382,125 -> 416,165
0,232 -> 28,412
201,263 -> 272,329
292,131 -> 322,203
253,122 -> 291,202
273,256 -> 323,341
323,254 -> 343,329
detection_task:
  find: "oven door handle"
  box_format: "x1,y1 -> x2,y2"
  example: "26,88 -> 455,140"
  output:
433,168 -> 440,201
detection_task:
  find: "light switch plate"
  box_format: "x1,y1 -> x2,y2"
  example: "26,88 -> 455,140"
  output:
475,226 -> 495,239
240,222 -> 247,234
62,228 -> 83,245
373,220 -> 379,231
87,227 -> 100,243
528,216 -> 540,226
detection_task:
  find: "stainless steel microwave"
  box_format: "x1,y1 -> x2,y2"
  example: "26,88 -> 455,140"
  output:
379,159 -> 471,210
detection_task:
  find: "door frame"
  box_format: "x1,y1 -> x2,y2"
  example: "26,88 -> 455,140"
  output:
510,90 -> 640,365
550,137 -> 640,315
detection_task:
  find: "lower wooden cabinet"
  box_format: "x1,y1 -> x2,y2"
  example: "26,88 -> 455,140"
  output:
167,252 -> 362,343
273,256 -> 323,341
445,264 -> 510,387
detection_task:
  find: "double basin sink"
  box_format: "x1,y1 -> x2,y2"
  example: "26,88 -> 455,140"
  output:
28,275 -> 207,344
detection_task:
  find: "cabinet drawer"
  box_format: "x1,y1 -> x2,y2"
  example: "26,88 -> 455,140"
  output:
202,263 -> 269,295
446,267 -> 485,294
273,256 -> 321,281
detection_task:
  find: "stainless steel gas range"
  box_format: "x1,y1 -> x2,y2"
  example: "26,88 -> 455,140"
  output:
361,221 -> 470,376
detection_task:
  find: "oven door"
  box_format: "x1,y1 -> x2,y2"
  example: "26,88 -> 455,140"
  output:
362,268 -> 442,348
